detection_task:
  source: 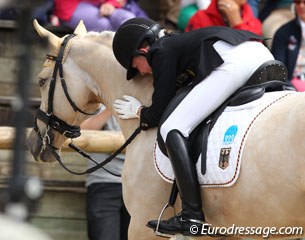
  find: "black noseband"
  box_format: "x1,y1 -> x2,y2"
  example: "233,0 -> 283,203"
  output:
36,109 -> 81,139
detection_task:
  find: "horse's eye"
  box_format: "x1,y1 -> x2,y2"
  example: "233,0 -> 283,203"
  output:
39,78 -> 47,87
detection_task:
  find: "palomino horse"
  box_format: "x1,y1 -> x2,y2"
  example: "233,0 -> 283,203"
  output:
27,20 -> 305,240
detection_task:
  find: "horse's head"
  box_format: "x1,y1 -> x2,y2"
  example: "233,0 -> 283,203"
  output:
27,19 -> 154,164
27,20 -> 111,163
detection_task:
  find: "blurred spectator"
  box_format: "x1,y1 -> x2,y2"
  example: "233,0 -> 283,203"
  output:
125,0 -> 148,18
177,0 -> 211,31
271,0 -> 305,92
0,0 -> 55,25
32,0 -> 54,25
260,0 -> 294,49
54,0 -> 147,31
247,0 -> 260,17
186,0 -> 262,35
81,107 -> 130,240
159,0 -> 181,29
0,7 -> 19,20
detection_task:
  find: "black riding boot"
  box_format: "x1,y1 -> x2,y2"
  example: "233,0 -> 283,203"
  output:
147,129 -> 206,236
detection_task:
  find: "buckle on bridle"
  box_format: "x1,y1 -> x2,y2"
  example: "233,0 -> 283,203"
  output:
63,130 -> 80,138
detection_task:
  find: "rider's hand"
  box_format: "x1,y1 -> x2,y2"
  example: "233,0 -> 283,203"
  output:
113,95 -> 143,119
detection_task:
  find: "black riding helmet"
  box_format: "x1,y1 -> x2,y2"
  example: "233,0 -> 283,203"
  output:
112,18 -> 162,80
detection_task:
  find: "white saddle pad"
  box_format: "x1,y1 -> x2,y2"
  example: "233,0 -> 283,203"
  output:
154,91 -> 294,188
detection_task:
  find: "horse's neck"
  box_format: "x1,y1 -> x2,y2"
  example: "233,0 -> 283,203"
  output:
74,34 -> 154,138
100,74 -> 154,139
86,47 -> 154,138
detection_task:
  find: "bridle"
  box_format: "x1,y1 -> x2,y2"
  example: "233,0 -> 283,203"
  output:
34,34 -> 142,176
34,34 -> 99,143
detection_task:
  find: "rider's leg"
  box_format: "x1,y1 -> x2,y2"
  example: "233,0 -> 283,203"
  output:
147,129 -> 204,235
160,41 -> 274,140
166,130 -> 203,220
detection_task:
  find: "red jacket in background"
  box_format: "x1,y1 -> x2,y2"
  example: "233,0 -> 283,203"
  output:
54,0 -> 126,21
185,0 -> 262,35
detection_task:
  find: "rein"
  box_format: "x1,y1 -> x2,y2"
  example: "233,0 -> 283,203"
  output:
34,34 -> 142,176
50,126 -> 142,176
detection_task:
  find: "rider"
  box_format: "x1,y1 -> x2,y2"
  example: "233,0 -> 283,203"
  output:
112,17 -> 274,236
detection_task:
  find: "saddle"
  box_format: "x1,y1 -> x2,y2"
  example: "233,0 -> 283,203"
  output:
157,60 -> 293,175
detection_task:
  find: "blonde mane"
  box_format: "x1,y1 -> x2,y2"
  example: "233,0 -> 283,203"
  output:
84,31 -> 115,48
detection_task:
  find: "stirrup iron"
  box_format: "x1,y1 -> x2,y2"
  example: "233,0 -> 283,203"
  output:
154,180 -> 179,237
154,202 -> 176,238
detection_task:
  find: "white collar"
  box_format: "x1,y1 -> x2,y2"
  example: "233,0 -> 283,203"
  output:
158,29 -> 166,38
298,18 -> 305,39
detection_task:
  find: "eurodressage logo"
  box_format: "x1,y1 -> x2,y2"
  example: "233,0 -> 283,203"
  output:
219,125 -> 238,170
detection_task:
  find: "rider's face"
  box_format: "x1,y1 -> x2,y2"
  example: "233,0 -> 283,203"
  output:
132,55 -> 152,76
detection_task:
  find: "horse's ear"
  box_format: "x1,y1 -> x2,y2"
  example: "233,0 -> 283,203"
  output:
33,19 -> 60,51
74,20 -> 87,36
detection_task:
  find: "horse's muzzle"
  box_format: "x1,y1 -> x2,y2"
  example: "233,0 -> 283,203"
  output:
26,129 -> 57,163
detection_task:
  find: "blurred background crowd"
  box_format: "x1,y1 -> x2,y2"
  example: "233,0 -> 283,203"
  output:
0,0 -> 302,90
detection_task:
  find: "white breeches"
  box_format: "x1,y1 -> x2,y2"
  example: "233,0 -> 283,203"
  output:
160,40 -> 274,141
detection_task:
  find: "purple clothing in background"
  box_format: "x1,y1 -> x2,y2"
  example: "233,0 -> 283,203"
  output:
62,0 -> 148,31
125,0 -> 148,19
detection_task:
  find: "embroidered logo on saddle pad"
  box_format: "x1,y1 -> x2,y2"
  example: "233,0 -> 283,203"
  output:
219,125 -> 238,170
154,91 -> 294,188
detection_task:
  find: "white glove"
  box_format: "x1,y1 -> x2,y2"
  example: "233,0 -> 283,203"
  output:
113,95 -> 143,119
